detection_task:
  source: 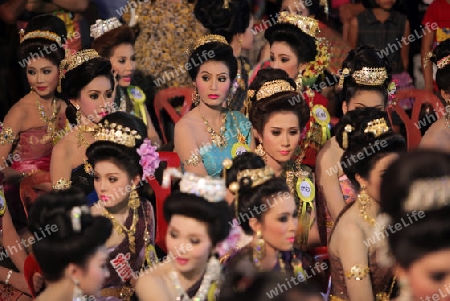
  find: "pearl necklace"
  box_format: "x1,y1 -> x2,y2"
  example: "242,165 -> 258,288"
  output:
169,256 -> 220,301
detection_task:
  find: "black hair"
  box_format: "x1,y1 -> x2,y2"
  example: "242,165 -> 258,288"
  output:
337,45 -> 392,116
277,0 -> 323,17
226,152 -> 266,189
86,112 -> 148,181
194,0 -> 251,43
28,188 -> 112,281
18,14 -> 67,67
61,57 -> 114,124
265,22 -> 317,64
187,42 -> 238,82
237,177 -> 291,235
248,69 -> 310,135
362,0 -> 403,10
431,38 -> 450,94
164,192 -> 232,247
335,107 -> 406,190
91,25 -> 136,58
219,270 -> 323,301
380,150 -> 450,269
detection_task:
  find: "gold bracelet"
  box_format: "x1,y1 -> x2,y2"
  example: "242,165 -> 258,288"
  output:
345,264 -> 370,281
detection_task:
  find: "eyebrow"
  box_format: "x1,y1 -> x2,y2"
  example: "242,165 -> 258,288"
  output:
200,71 -> 228,76
88,90 -> 101,93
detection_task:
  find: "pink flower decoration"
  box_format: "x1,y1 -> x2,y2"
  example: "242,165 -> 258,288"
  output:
137,138 -> 160,179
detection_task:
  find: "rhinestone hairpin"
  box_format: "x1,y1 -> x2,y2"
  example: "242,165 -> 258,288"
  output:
90,18 -> 122,40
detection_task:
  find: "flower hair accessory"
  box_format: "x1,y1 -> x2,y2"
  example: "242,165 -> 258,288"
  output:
387,81 -> 397,108
137,138 -> 160,179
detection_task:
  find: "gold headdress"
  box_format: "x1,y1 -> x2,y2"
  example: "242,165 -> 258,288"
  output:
437,54 -> 450,70
403,177 -> 450,212
187,34 -> 229,56
364,118 -> 390,138
94,120 -> 143,147
19,29 -> 62,45
90,18 -> 122,40
352,67 -> 388,86
58,49 -> 99,93
277,11 -> 320,38
277,12 -> 331,82
255,80 -> 296,101
162,168 -> 227,202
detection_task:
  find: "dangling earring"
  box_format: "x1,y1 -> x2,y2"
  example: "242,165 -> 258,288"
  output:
75,104 -> 81,125
72,279 -> 83,301
397,277 -> 412,301
358,184 -> 376,225
253,230 -> 265,270
128,184 -> 140,210
192,87 -> 200,106
295,71 -> 303,91
227,92 -> 233,108
255,142 -> 266,158
30,86 -> 34,93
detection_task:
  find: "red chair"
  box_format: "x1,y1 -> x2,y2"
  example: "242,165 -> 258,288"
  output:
24,253 -> 42,298
147,152 -> 181,252
153,87 -> 193,144
387,89 -> 445,149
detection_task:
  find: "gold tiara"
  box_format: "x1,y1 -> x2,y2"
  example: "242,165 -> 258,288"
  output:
256,80 -> 296,101
58,49 -> 99,93
236,166 -> 275,188
277,11 -> 320,38
403,177 -> 450,212
19,29 -> 62,45
94,120 -> 142,147
187,34 -> 229,56
364,118 -> 390,138
437,54 -> 450,69
162,168 -> 227,202
352,67 -> 388,86
90,18 -> 122,40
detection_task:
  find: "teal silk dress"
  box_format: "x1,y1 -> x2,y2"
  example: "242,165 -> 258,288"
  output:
183,111 -> 252,178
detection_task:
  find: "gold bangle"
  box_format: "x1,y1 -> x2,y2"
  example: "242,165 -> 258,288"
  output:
345,264 -> 370,281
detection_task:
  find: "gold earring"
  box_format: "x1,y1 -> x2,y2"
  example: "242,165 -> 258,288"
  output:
75,105 -> 81,125
255,142 -> 266,157
295,72 -> 303,91
128,184 -> 140,210
253,230 -> 265,270
358,184 -> 375,225
192,87 -> 200,106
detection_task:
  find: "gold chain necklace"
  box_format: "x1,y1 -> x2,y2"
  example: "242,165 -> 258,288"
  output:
36,97 -> 58,142
76,125 -> 96,148
102,205 -> 139,255
200,110 -> 227,148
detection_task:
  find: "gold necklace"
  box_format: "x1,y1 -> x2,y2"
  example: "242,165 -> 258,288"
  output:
36,97 -> 58,142
201,110 -> 227,148
102,205 -> 139,255
76,125 -> 96,148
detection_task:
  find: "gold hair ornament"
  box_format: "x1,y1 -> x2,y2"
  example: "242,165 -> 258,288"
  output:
58,49 -> 100,93
94,120 -> 142,147
162,168 -> 227,202
90,17 -> 122,40
19,29 -> 62,45
423,51 -> 434,69
244,89 -> 256,117
342,124 -> 354,150
277,11 -> 320,38
52,178 -> 72,190
234,166 -> 275,190
363,118 -> 390,138
187,34 -> 229,56
337,68 -> 351,89
403,177 -> 450,212
437,54 -> 450,70
352,67 -> 388,86
255,80 -> 296,101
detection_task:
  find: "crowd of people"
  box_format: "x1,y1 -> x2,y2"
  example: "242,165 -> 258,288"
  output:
1,0 -> 450,300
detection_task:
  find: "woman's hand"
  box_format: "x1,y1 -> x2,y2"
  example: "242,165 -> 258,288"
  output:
9,272 -> 31,294
32,272 -> 45,293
